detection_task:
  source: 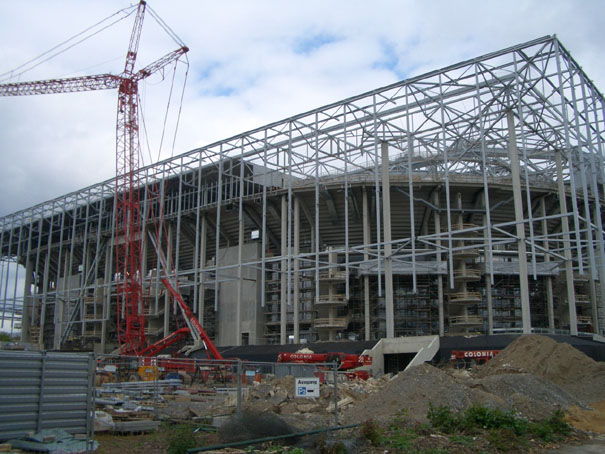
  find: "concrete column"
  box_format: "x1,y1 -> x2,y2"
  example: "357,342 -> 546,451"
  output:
540,197 -> 555,330
293,196 -> 300,343
53,252 -> 69,349
101,242 -> 112,352
280,195 -> 287,344
83,247 -> 93,337
39,251 -> 51,350
163,224 -> 172,337
198,214 -> 207,325
506,110 -> 531,334
381,142 -> 394,338
328,248 -> 337,342
585,219 -> 599,333
236,210 -> 244,347
362,186 -> 371,340
20,257 -> 34,343
482,192 -> 494,334
433,191 -> 445,336
555,150 -> 578,335
593,203 -> 605,332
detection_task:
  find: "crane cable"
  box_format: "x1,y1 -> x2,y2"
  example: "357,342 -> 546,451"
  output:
171,59 -> 189,159
146,4 -> 187,48
0,5 -> 137,82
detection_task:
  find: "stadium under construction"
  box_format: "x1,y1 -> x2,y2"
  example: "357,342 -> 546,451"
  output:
1,35 -> 604,354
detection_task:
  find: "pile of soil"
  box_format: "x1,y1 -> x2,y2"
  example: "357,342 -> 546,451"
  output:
474,335 -> 605,403
469,373 -> 580,419
343,363 -> 479,424
342,362 -> 580,424
565,400 -> 605,433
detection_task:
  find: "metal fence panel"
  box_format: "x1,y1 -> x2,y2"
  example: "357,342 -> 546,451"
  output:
0,350 -> 94,441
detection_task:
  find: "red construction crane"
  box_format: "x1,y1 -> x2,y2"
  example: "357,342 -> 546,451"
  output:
0,1 -> 189,356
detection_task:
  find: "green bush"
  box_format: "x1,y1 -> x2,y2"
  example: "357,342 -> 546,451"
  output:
167,423 -> 197,454
360,419 -> 383,446
461,405 -> 529,436
528,409 -> 571,442
427,403 -> 460,433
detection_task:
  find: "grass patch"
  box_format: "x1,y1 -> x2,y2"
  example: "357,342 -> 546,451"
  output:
427,404 -> 572,451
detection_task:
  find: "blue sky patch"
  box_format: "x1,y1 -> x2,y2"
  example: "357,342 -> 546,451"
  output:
293,33 -> 339,55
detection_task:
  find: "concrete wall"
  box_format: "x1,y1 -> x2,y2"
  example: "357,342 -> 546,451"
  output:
363,335 -> 439,376
216,242 -> 262,346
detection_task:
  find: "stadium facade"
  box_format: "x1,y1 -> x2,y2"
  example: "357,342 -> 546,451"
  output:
1,35 -> 604,352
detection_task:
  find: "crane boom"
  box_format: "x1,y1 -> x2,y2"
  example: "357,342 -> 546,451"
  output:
0,74 -> 121,97
0,47 -> 187,98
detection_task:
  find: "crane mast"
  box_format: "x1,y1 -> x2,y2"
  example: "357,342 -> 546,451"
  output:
0,0 -> 189,356
114,0 -> 146,356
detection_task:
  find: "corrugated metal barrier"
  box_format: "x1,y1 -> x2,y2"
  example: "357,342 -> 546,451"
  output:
0,350 -> 95,441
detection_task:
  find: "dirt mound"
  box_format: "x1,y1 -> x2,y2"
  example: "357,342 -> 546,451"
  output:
565,400 -> 605,433
474,335 -> 605,403
343,363 -> 478,424
343,362 -> 586,425
469,373 -> 581,420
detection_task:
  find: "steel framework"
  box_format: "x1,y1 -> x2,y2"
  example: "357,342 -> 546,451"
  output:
1,35 -> 604,349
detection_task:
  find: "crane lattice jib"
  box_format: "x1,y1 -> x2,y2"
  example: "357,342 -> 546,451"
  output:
0,74 -> 121,96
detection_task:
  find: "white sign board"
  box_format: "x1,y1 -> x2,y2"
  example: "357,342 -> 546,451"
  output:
295,377 -> 320,398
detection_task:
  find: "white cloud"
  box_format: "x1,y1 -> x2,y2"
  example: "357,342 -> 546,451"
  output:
1,0 -> 604,215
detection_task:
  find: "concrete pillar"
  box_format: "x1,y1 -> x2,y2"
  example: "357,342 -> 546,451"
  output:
293,196 -> 300,343
163,224 -> 172,337
585,219 -> 599,333
540,197 -> 555,330
198,214 -> 207,325
506,110 -> 531,334
362,186 -> 371,340
593,203 -> 605,333
53,253 -> 69,349
280,195 -> 287,344
381,142 -> 394,338
101,241 -> 112,352
39,259 -> 49,349
555,150 -> 578,335
328,248 -> 337,342
236,209 -> 244,346
20,257 -> 34,343
433,191 -> 445,336
482,193 -> 494,334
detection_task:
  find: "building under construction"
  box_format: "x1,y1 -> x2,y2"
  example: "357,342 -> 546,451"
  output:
1,35 -> 604,353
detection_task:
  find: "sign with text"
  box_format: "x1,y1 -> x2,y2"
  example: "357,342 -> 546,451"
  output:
295,377 -> 320,398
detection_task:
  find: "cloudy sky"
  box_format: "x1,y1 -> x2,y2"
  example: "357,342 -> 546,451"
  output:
1,0 -> 604,217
